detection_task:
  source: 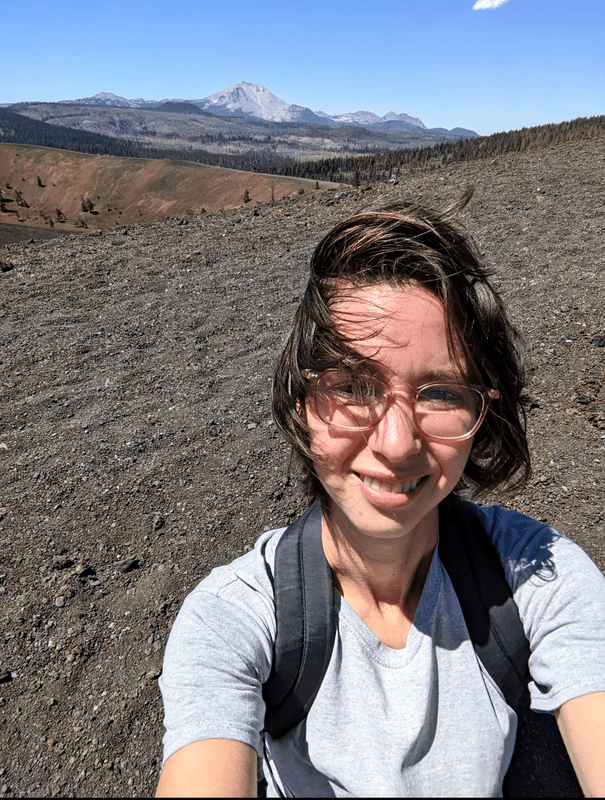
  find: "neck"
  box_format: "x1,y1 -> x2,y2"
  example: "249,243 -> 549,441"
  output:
322,505 -> 438,617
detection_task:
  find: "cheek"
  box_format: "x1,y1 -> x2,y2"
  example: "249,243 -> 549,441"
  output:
458,437 -> 474,466
306,408 -> 336,463
306,404 -> 361,472
434,438 -> 474,480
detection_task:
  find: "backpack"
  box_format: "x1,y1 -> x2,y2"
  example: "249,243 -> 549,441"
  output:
261,498 -> 581,798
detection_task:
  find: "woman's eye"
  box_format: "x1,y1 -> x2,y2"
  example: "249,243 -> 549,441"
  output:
332,381 -> 355,395
418,386 -> 466,406
336,381 -> 371,396
328,376 -> 379,402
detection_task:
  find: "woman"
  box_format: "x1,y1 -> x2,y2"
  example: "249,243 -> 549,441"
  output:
156,195 -> 605,797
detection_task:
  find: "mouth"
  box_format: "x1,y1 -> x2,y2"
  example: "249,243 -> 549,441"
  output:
357,473 -> 428,494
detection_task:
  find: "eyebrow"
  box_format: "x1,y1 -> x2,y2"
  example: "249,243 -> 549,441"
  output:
357,360 -> 469,386
412,368 -> 470,385
337,348 -> 472,386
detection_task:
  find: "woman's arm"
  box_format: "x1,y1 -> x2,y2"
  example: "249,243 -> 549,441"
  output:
556,691 -> 605,797
155,738 -> 258,798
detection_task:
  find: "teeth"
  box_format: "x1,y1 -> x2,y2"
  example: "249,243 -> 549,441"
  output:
362,475 -> 422,494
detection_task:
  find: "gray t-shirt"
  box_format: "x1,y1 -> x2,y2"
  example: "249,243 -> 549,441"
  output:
160,504 -> 605,797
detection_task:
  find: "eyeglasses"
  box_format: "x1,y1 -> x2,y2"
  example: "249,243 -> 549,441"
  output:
302,369 -> 500,441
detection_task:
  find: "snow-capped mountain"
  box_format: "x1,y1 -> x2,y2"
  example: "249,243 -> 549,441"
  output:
193,82 -> 429,130
314,108 -> 426,130
51,82 -> 476,135
59,92 -> 144,108
199,82 -> 291,120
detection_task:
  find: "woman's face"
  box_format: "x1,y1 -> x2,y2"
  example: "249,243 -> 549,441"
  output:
305,284 -> 475,546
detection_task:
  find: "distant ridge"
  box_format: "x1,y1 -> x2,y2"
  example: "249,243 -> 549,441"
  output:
429,126 -> 478,137
269,114 -> 605,183
4,107 -> 601,188
13,82 -> 477,136
1,104 -> 479,174
64,92 -> 145,108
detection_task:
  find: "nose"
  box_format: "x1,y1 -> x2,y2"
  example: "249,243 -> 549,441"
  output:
366,395 -> 423,462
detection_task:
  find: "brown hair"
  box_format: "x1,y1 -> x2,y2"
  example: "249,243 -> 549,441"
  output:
272,191 -> 531,504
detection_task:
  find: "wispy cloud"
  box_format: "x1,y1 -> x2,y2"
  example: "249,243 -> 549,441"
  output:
473,0 -> 511,9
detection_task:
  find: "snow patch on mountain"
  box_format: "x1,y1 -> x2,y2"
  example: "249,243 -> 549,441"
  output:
62,92 -> 140,108
322,109 -> 426,131
200,82 -> 291,120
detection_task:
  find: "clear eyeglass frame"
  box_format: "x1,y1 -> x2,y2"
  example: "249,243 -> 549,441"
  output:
302,369 -> 500,441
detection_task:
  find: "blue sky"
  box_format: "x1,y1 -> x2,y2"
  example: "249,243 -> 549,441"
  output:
3,0 -> 603,135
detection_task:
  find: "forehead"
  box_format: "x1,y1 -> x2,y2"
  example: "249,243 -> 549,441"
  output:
330,284 -> 466,379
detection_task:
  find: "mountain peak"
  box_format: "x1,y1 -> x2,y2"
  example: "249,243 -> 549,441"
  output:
49,82 -> 475,136
64,91 -> 143,108
92,92 -> 126,101
202,82 -> 291,119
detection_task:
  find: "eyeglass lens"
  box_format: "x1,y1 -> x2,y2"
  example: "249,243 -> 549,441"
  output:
314,373 -> 485,438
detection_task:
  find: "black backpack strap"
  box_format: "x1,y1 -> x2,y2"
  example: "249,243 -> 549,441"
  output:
439,497 -> 581,798
438,496 -> 530,709
262,501 -> 336,739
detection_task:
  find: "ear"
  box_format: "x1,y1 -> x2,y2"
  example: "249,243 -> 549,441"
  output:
296,397 -> 307,424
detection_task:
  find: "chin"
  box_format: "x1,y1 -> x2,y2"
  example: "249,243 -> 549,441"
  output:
322,475 -> 444,543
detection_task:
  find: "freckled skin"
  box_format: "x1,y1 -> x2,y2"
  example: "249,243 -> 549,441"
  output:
306,285 -> 474,555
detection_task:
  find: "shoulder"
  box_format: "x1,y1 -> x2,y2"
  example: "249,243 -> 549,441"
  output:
175,525 -> 286,638
159,527 -> 289,762
448,496 -> 604,610
162,526 -> 288,686
449,498 -> 605,710
448,497 -> 582,587
193,525 -> 286,599
449,496 -> 548,544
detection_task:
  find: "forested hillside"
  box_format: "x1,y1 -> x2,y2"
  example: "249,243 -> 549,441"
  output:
1,104 -> 467,171
268,115 -> 605,183
0,108 -> 270,171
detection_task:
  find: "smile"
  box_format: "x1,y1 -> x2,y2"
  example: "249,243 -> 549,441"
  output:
359,474 -> 426,494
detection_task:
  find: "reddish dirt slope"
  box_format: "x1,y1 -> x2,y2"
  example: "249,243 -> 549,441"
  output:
0,143 -> 336,232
